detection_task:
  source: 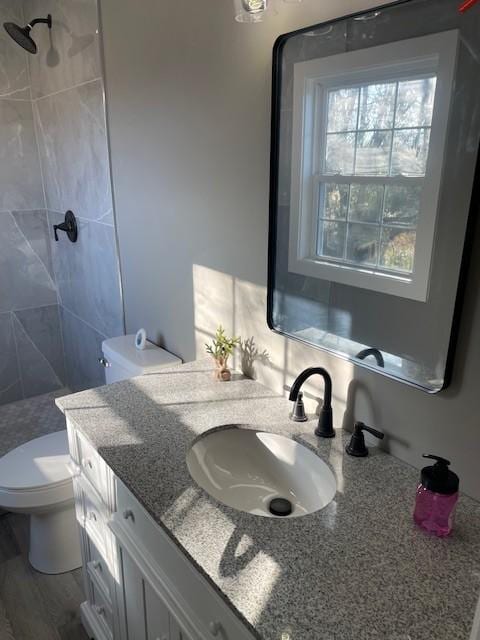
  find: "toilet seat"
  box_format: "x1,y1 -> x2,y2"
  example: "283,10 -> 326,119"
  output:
0,431 -> 73,511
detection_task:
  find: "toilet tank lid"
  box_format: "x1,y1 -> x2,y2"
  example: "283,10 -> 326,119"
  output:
102,335 -> 182,376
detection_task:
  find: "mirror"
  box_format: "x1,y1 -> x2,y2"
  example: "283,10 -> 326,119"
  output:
268,0 -> 480,392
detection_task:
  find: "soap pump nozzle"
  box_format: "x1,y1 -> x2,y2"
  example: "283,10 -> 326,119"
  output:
418,454 -> 458,494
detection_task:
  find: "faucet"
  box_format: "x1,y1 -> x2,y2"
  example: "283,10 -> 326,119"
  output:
355,347 -> 384,368
288,367 -> 335,438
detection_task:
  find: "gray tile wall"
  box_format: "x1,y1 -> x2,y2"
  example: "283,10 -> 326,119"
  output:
0,1 -> 30,100
0,100 -> 44,210
25,0 -> 124,392
0,0 -> 123,404
0,0 -> 66,405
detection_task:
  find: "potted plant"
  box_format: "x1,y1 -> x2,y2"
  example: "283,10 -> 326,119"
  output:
205,326 -> 240,381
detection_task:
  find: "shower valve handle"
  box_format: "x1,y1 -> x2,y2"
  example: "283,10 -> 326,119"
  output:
53,210 -> 78,243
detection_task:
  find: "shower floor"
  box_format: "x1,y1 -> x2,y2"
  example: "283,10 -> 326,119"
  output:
0,389 -> 87,639
0,389 -> 70,457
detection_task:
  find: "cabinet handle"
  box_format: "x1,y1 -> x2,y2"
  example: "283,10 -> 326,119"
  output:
92,560 -> 101,571
209,621 -> 221,636
94,605 -> 105,616
98,357 -> 111,368
82,458 -> 93,469
123,509 -> 134,521
88,511 -> 97,521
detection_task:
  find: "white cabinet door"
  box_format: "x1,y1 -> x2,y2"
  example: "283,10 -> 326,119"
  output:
144,579 -> 171,640
118,543 -> 174,640
119,545 -> 146,640
169,616 -> 195,640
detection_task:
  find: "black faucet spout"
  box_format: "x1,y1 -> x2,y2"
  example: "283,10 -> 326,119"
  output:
289,367 -> 335,438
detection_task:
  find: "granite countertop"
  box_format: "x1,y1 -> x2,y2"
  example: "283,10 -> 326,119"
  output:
57,360 -> 480,640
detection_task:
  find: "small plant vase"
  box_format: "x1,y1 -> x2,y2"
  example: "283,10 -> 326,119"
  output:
213,356 -> 231,381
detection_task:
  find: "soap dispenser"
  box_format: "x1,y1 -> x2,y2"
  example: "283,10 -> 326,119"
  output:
413,454 -> 459,537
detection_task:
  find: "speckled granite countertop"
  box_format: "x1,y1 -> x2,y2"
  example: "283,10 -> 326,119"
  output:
57,360 -> 480,640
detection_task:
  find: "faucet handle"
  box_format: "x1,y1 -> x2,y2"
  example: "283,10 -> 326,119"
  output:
345,421 -> 384,457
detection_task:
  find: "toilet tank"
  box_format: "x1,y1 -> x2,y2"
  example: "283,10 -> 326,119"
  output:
101,335 -> 182,384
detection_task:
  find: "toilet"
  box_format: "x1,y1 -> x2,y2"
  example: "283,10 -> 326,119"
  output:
0,430 -> 80,574
0,334 -> 180,575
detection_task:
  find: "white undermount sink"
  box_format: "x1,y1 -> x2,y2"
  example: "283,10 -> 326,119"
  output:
186,426 -> 337,518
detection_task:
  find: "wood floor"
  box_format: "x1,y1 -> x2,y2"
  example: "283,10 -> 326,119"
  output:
0,512 -> 87,640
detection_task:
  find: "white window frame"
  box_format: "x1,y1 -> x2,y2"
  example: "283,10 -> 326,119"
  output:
288,31 -> 459,302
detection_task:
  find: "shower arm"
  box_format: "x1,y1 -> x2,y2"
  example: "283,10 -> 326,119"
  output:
28,15 -> 51,29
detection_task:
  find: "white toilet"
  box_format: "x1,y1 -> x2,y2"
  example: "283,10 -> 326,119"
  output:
0,430 -> 81,574
0,334 -> 180,575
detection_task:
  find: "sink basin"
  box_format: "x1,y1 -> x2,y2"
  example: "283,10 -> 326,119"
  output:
186,426 -> 336,518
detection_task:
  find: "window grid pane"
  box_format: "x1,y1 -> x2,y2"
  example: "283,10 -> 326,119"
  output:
323,75 -> 435,178
317,181 -> 418,274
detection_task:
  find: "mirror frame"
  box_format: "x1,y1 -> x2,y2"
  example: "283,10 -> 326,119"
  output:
267,0 -> 480,393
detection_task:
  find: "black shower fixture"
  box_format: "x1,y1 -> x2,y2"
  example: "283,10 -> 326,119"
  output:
53,211 -> 78,243
3,14 -> 52,54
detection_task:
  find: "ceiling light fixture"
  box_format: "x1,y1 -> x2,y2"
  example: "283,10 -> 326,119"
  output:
233,0 -> 304,24
233,0 -> 269,23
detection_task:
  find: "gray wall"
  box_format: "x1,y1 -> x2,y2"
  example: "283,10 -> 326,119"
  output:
100,0 -> 480,500
25,0 -> 124,392
0,0 -> 65,404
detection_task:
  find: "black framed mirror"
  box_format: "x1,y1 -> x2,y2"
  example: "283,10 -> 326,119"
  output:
267,0 -> 480,393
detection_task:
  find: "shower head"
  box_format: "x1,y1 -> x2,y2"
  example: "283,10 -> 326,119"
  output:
3,14 -> 52,54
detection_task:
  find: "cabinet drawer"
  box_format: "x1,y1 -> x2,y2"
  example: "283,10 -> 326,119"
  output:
115,478 -> 152,542
86,532 -> 113,604
76,431 -> 110,505
114,479 -> 254,640
83,484 -> 107,546
88,576 -> 114,640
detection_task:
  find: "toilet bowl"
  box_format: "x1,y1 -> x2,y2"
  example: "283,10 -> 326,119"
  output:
0,430 -> 81,574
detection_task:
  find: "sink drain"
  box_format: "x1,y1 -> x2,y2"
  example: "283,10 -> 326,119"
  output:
268,497 -> 293,517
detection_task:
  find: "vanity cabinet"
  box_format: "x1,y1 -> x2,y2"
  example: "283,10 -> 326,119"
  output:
66,418 -> 254,640
116,544 -> 186,640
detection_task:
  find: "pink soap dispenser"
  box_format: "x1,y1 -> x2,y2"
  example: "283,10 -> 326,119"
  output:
413,454 -> 459,537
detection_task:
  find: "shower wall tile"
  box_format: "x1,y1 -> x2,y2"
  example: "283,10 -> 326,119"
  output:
48,211 -> 123,338
0,379 -> 23,405
12,209 -> 54,279
14,304 -> 65,384
0,211 -> 57,312
34,79 -> 112,221
24,0 -> 101,98
0,0 -> 30,100
12,310 -> 63,398
98,208 -> 114,225
0,0 -> 121,403
0,312 -> 22,406
20,0 -> 124,394
0,100 -> 44,210
60,306 -> 105,392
